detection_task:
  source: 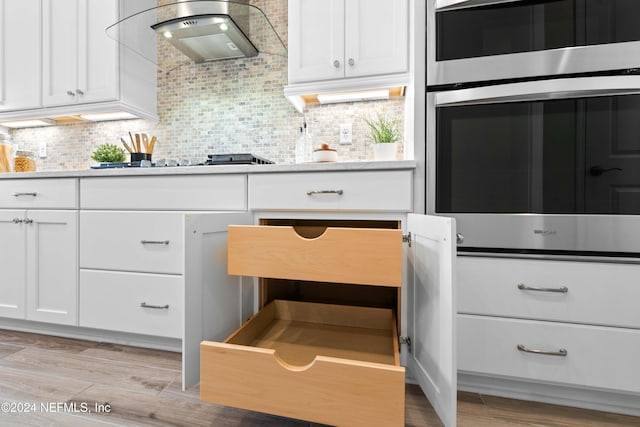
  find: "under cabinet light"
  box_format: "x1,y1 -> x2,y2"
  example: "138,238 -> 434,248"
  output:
0,119 -> 56,128
80,112 -> 138,121
317,89 -> 390,104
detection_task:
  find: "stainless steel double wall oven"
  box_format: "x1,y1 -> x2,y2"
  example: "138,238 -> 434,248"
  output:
427,0 -> 640,256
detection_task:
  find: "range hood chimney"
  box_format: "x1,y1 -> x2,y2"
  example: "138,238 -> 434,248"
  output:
151,0 -> 258,62
106,1 -> 286,71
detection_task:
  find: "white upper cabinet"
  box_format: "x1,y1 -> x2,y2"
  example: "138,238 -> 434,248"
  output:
42,0 -> 118,107
0,0 -> 41,112
288,0 -> 409,84
0,0 -> 157,121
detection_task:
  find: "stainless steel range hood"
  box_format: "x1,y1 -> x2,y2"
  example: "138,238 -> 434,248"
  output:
151,1 -> 258,62
106,0 -> 286,71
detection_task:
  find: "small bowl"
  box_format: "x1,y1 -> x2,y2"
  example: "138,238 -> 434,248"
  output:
313,144 -> 338,162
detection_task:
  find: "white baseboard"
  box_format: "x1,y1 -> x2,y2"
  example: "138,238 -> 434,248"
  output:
459,372 -> 640,417
0,318 -> 181,353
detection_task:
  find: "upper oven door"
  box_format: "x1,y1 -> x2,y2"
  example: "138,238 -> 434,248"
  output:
427,0 -> 640,86
427,75 -> 640,253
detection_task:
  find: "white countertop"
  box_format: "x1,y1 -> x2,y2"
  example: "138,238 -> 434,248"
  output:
0,160 -> 417,179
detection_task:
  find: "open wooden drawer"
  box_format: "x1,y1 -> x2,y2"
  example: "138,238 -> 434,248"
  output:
227,224 -> 403,287
200,299 -> 405,426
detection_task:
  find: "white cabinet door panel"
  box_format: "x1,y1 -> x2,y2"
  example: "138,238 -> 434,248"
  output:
0,0 -> 41,111
80,211 -> 184,274
77,0 -> 118,103
458,256 -> 640,329
183,212 -> 253,388
80,269 -> 183,338
288,0 -> 344,83
42,0 -> 78,107
25,210 -> 78,325
344,0 -> 408,78
459,314 -> 640,394
0,210 -> 26,319
407,213 -> 456,427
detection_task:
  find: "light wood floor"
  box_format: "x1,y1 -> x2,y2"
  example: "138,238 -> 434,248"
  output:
0,329 -> 638,426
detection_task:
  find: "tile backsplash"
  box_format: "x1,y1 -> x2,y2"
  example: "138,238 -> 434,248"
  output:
9,0 -> 404,171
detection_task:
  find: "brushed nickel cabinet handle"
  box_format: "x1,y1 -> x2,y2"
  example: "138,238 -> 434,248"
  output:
518,283 -> 568,293
13,192 -> 37,197
333,60 -> 341,68
140,240 -> 170,245
140,302 -> 169,310
12,218 -> 23,224
23,218 -> 33,224
517,344 -> 567,357
306,190 -> 344,196
348,58 -> 355,66
66,90 -> 76,96
76,89 -> 84,95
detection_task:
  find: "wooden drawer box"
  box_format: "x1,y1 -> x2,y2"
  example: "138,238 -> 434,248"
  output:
458,314 -> 640,394
80,174 -> 247,210
458,257 -> 640,328
248,171 -> 412,212
79,270 -> 182,338
80,211 -> 184,274
227,225 -> 403,286
201,299 -> 405,426
0,178 -> 77,209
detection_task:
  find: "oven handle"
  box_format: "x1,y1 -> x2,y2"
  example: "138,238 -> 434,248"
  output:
435,76 -> 640,107
436,0 -> 522,12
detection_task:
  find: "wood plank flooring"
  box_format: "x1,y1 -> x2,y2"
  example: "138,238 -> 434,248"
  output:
0,329 -> 638,426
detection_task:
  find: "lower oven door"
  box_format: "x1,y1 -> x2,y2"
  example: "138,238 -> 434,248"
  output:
428,75 -> 640,255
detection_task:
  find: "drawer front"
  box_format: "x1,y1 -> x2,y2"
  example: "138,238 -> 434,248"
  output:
248,170 -> 413,211
458,314 -> 640,394
80,211 -> 183,274
458,257 -> 640,329
80,175 -> 247,210
228,225 -> 403,286
201,300 -> 405,427
0,179 -> 77,209
79,270 -> 182,338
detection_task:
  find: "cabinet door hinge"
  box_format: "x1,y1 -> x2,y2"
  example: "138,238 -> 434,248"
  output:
402,232 -> 412,247
399,336 -> 412,353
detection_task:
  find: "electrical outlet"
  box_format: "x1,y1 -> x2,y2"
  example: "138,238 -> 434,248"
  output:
340,123 -> 352,144
38,141 -> 47,158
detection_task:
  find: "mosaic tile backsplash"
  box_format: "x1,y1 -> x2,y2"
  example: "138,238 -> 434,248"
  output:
8,0 -> 405,171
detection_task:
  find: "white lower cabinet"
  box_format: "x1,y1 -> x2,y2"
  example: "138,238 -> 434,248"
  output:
457,256 -> 640,414
79,270 -> 182,338
0,209 -> 77,325
459,315 -> 640,394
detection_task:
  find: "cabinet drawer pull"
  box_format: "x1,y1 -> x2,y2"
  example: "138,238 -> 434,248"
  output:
517,283 -> 568,293
140,302 -> 169,310
66,90 -> 76,97
23,218 -> 33,225
13,192 -> 37,197
12,218 -> 23,224
306,189 -> 344,196
333,60 -> 341,68
140,240 -> 170,245
517,344 -> 567,357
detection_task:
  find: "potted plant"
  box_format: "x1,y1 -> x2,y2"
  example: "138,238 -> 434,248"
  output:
364,113 -> 401,161
91,143 -> 126,164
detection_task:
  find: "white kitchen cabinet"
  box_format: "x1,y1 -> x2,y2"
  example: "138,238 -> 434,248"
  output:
457,255 -> 640,416
0,210 -> 27,319
42,0 -> 118,107
0,209 -> 77,325
192,170 -> 457,427
0,0 -> 41,112
0,0 -> 157,121
25,210 -> 78,325
288,0 -> 409,84
80,270 -> 183,338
